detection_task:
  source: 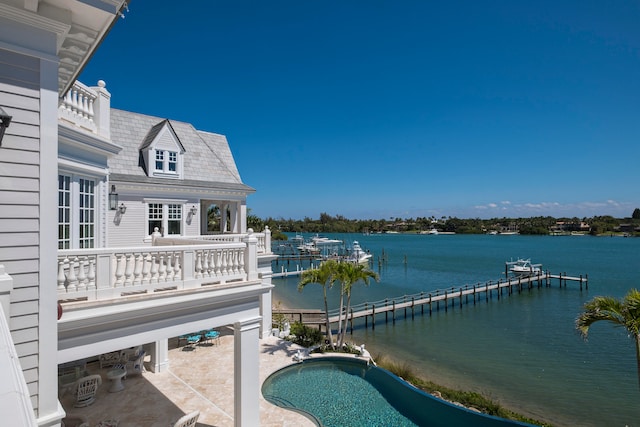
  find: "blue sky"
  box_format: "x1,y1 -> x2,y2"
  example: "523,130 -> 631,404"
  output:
80,1 -> 640,220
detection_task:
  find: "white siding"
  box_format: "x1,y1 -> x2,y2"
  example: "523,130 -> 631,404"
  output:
0,48 -> 41,414
108,200 -> 149,247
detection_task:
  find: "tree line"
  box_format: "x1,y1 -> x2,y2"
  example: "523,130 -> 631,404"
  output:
247,208 -> 640,238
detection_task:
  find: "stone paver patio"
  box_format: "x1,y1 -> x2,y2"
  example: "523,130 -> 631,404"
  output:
60,328 -> 316,427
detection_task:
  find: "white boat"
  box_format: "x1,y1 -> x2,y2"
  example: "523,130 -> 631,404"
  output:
420,229 -> 438,235
346,241 -> 373,264
506,258 -> 542,277
310,235 -> 343,246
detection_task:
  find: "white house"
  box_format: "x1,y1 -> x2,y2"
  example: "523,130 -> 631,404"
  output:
0,2 -> 275,426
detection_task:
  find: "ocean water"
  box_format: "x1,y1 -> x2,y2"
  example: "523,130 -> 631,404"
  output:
271,233 -> 640,427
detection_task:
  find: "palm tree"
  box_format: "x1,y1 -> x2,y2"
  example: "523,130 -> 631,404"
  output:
298,260 -> 339,347
576,288 -> 640,391
335,262 -> 379,348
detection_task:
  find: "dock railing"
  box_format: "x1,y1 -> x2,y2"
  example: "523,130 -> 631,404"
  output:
283,271 -> 587,332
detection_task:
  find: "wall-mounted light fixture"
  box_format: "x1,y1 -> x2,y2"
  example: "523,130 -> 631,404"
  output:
109,184 -> 118,210
190,205 -> 198,215
0,106 -> 12,146
118,203 -> 127,214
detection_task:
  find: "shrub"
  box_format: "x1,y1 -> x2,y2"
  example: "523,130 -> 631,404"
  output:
289,321 -> 323,347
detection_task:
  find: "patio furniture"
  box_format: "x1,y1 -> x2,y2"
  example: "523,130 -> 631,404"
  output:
106,367 -> 126,392
125,350 -> 146,376
171,410 -> 199,427
185,334 -> 201,350
99,351 -> 126,368
58,368 -> 89,396
178,334 -> 189,347
99,346 -> 142,368
73,374 -> 102,407
204,329 -> 220,345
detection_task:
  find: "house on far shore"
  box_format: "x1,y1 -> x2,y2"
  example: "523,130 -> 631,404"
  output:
1,2 -> 275,426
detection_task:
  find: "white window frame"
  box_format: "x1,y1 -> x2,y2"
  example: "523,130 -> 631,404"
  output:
152,149 -> 181,177
58,173 -> 97,249
144,199 -> 187,237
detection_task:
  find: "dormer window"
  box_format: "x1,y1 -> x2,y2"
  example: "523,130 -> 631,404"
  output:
168,151 -> 177,172
154,150 -> 178,174
155,151 -> 164,171
140,120 -> 185,179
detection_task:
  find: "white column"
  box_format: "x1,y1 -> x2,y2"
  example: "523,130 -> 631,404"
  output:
260,288 -> 272,339
230,203 -> 239,233
239,201 -> 247,233
147,339 -> 169,373
221,204 -> 228,233
233,317 -> 261,427
39,55 -> 66,425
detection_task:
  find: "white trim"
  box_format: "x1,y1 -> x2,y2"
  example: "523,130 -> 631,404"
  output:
0,4 -> 71,40
58,157 -> 109,178
143,198 -> 188,204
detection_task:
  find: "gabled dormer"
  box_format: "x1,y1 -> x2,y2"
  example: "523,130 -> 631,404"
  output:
140,120 -> 185,179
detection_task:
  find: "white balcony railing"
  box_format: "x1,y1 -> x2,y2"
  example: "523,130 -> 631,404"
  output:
189,227 -> 272,255
59,81 -> 98,134
57,232 -> 261,302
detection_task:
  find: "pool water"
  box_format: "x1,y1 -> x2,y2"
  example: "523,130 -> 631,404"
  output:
262,357 -> 536,427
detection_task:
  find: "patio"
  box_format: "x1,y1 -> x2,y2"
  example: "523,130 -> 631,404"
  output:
60,330 -> 315,427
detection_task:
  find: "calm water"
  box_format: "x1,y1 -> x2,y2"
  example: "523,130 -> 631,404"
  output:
272,234 -> 640,427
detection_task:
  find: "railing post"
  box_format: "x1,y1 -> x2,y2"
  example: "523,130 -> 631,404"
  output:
372,304 -> 376,330
243,229 -> 259,281
264,226 -> 272,254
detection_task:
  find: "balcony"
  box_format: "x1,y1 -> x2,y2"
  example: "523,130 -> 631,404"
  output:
57,229 -> 271,303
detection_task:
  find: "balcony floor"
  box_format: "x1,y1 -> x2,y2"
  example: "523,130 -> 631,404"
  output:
59,331 -> 315,427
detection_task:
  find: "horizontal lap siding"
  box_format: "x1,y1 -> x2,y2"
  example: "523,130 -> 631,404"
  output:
108,202 -> 148,247
0,48 -> 41,413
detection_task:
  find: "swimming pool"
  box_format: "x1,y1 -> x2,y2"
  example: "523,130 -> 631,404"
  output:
262,357 -> 536,427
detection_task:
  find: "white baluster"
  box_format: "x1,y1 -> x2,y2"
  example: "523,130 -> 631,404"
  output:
195,251 -> 203,279
124,253 -> 135,286
238,249 -> 245,275
133,253 -> 143,285
150,254 -> 159,283
165,252 -> 174,281
236,248 -> 244,274
214,249 -> 222,275
202,250 -> 209,278
87,257 -> 96,289
76,256 -> 87,290
68,257 -> 79,291
72,89 -> 79,117
57,258 -> 67,291
115,254 -> 126,286
221,250 -> 228,275
173,252 -> 181,279
158,254 -> 167,282
142,253 -> 151,284
87,96 -> 94,121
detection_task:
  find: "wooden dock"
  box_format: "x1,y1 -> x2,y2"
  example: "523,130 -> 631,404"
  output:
274,271 -> 587,332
